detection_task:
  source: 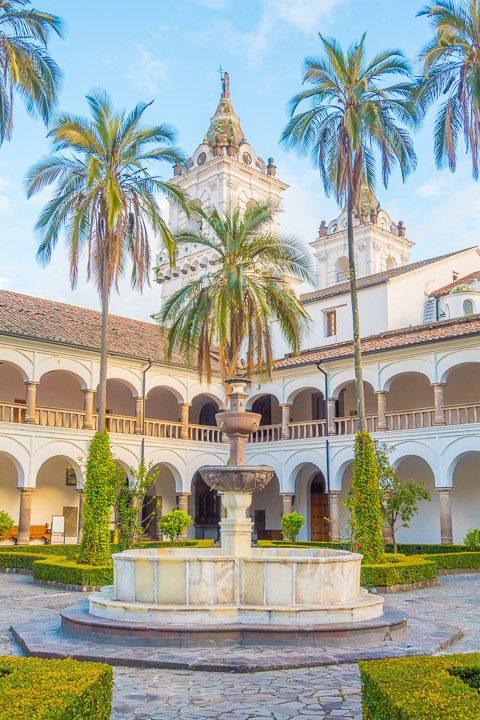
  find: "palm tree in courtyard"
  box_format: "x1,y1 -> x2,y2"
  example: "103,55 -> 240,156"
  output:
0,0 -> 64,143
281,35 -> 417,433
26,89 -> 189,432
161,200 -> 314,382
416,0 -> 480,177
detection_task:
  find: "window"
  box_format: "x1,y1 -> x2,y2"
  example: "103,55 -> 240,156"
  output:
326,310 -> 337,337
464,299 -> 474,316
452,272 -> 459,281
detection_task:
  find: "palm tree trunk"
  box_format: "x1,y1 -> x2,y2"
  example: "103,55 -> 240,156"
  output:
346,192 -> 367,433
97,249 -> 109,433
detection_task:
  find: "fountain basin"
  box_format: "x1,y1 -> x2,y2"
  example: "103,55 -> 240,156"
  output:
89,546 -> 384,626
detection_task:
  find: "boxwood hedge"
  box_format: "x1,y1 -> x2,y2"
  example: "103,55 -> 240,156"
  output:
32,558 -> 113,587
0,552 -> 50,571
421,551 -> 480,570
0,655 -> 112,720
360,556 -> 437,588
360,653 -> 480,719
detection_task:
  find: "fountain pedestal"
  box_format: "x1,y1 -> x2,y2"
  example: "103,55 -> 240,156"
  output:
220,492 -> 252,557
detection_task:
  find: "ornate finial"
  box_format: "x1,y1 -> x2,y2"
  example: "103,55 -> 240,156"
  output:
222,71 -> 230,98
318,220 -> 327,238
234,358 -> 247,379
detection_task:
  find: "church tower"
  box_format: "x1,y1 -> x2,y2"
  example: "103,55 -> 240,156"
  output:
153,73 -> 289,300
310,186 -> 414,290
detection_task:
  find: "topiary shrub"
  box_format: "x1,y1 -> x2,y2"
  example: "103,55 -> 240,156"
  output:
280,512 -> 305,542
0,511 -> 14,538
351,432 -> 384,563
360,654 -> 480,719
78,430 -> 115,566
158,510 -> 192,545
0,655 -> 113,720
464,528 -> 480,551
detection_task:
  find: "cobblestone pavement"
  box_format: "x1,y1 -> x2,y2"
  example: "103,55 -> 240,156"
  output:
1,573 -> 479,719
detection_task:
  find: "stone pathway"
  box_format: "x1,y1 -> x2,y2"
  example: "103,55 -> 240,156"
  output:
1,573 -> 479,719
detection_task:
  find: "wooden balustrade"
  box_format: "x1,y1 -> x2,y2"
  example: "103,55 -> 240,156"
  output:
249,424 -> 282,443
289,420 -> 326,439
189,424 -> 223,443
386,408 -> 434,431
144,419 -> 183,438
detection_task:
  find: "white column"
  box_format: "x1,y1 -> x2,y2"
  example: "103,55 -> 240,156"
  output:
82,389 -> 94,430
179,403 -> 191,440
327,398 -> 336,435
134,396 -> 144,435
432,383 -> 446,426
280,403 -> 292,440
24,381 -> 38,424
329,490 -> 341,542
375,391 -> 388,432
437,487 -> 453,544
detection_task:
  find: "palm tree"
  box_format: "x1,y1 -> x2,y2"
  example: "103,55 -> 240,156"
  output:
161,200 -> 314,382
416,0 -> 480,176
281,35 -> 417,432
0,0 -> 64,142
25,89 -> 189,432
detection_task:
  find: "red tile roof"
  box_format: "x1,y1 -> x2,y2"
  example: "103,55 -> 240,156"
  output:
0,290 -> 190,366
300,248 -> 476,304
276,314 -> 480,368
431,271 -> 480,297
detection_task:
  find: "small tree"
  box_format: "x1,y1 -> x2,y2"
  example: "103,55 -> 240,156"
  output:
158,510 -> 192,545
464,529 -> 480,552
78,430 -> 115,566
377,443 -> 431,553
112,461 -> 160,551
0,511 -> 14,538
281,511 -> 305,543
351,432 -> 384,564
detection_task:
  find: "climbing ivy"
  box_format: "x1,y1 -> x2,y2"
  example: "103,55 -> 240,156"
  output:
78,430 -> 115,566
351,432 -> 384,564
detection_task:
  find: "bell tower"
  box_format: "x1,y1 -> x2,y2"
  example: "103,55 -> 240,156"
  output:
153,73 -> 289,299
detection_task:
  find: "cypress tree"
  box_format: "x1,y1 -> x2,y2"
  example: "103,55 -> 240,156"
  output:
78,430 -> 115,566
352,432 -> 384,564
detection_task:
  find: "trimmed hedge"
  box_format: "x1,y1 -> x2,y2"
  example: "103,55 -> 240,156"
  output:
421,551 -> 480,570
0,552 -> 50,571
0,655 -> 112,720
0,544 -> 79,559
32,558 -> 113,587
360,653 -> 480,719
361,557 -> 436,588
385,543 -> 468,555
257,540 -> 349,550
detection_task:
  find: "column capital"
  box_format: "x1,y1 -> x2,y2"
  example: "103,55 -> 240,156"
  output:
436,486 -> 452,493
179,402 -> 192,408
19,487 -> 34,494
24,380 -> 39,387
135,395 -> 144,401
82,388 -> 95,394
328,489 -> 341,497
327,397 -> 337,402
374,390 -> 388,396
176,491 -> 191,497
280,491 -> 295,497
431,382 -> 446,388
279,402 -> 293,409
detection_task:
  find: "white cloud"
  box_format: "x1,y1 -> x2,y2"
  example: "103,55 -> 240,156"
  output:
264,0 -> 345,35
194,0 -> 228,8
0,276 -> 12,289
127,45 -> 169,93
416,175 -> 451,198
0,176 -> 11,191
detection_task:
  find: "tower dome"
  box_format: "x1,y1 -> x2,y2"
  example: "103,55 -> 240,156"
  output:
205,72 -> 246,151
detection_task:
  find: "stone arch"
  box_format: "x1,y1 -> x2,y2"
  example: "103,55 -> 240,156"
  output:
36,358 -> 90,389
0,448 -> 26,487
111,445 -> 139,481
0,353 -> 30,383
390,449 -> 439,544
0,361 -> 30,405
439,350 -> 480,383
383,371 -> 434,414
449,448 -> 480,544
246,387 -> 283,410
380,360 -> 434,391
285,379 -> 326,404
442,436 -> 480,486
32,441 -> 86,486
389,441 -> 439,479
285,450 -> 327,493
36,369 -> 86,411
244,451 -> 284,487
0,450 -> 24,525
143,448 -> 185,492
335,256 -> 349,282
146,377 -> 186,403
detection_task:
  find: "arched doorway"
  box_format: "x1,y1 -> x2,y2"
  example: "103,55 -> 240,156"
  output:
310,472 -> 329,541
193,472 -> 221,541
199,402 -> 218,426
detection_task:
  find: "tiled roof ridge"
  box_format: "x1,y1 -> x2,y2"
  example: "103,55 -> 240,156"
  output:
431,271 -> 480,297
300,247 -> 476,304
276,313 -> 480,368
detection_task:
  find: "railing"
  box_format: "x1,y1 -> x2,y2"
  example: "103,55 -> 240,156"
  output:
249,424 -> 283,443
444,403 -> 480,425
36,407 -> 87,429
144,419 -> 182,438
0,402 -> 27,423
334,414 -> 378,435
386,408 -> 434,431
289,420 -> 326,439
189,424 -> 223,443
105,414 -> 137,434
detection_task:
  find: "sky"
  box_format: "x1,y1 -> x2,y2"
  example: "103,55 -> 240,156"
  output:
0,0 -> 479,323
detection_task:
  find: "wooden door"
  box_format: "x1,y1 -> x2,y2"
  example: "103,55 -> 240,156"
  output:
311,474 -> 329,541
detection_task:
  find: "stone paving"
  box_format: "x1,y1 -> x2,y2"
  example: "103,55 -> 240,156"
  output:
1,573 -> 480,719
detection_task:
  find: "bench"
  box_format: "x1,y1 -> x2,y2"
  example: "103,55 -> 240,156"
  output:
0,524 -> 50,543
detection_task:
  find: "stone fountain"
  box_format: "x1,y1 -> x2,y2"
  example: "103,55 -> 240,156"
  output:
59,373 -> 408,647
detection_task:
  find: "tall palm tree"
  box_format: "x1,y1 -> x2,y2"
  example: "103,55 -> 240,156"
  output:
0,0 -> 64,142
281,35 -> 417,432
25,89 -> 189,432
161,200 -> 314,382
416,0 -> 480,176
